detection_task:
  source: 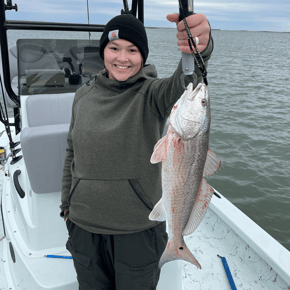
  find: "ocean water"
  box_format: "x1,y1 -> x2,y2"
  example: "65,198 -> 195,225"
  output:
1,28 -> 290,251
147,28 -> 290,251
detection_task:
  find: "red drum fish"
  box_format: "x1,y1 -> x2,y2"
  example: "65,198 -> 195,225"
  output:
150,82 -> 221,269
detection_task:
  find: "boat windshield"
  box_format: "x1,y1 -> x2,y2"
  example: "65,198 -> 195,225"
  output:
4,0 -> 110,97
16,38 -> 103,95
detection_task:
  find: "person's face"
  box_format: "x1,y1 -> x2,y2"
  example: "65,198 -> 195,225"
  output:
104,39 -> 143,82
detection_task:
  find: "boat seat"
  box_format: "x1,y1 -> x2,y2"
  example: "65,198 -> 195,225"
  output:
20,93 -> 74,194
26,93 -> 74,127
18,43 -> 60,74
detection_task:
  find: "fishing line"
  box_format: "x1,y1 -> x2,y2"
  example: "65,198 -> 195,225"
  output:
178,0 -> 208,85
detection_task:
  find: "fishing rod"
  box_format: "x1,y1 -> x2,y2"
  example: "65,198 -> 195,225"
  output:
178,0 -> 208,87
121,0 -> 144,23
179,0 -> 195,89
0,74 -> 22,165
122,0 -> 130,13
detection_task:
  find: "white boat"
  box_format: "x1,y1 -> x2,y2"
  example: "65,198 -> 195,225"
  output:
0,0 -> 289,289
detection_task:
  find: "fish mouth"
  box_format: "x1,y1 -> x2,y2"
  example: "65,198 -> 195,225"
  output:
181,117 -> 201,124
180,115 -> 203,126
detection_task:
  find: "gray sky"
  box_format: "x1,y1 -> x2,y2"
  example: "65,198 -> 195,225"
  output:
5,0 -> 290,32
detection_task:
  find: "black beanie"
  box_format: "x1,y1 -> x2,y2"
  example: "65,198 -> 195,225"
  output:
99,14 -> 149,64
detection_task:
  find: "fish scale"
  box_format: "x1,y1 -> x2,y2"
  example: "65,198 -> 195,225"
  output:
150,82 -> 221,269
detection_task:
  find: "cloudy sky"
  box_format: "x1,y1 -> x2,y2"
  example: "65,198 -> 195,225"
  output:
5,0 -> 290,32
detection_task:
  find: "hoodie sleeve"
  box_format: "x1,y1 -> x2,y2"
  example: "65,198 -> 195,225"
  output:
145,33 -> 214,119
59,102 -> 75,220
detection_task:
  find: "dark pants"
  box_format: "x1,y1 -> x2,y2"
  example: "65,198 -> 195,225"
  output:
66,219 -> 168,290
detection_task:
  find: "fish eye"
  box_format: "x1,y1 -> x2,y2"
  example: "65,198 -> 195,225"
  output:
201,99 -> 207,106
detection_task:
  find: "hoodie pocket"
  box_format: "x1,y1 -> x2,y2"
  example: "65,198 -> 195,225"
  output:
128,179 -> 153,211
68,178 -> 81,206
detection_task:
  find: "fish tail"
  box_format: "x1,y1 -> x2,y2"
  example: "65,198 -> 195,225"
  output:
159,242 -> 201,269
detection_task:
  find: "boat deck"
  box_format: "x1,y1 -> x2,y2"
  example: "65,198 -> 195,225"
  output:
1,160 -> 289,290
182,205 -> 289,290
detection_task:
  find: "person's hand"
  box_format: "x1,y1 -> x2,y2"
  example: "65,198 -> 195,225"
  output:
166,13 -> 210,54
64,210 -> 68,222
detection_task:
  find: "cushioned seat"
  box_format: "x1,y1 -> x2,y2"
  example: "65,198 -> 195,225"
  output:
21,123 -> 70,193
20,93 -> 74,193
26,93 -> 74,127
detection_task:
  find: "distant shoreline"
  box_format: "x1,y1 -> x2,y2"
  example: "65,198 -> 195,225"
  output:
146,27 -> 290,33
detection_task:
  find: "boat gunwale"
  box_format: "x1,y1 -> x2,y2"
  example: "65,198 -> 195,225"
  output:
209,189 -> 290,286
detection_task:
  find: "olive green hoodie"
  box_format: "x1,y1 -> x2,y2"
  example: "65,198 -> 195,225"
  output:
60,38 -> 213,234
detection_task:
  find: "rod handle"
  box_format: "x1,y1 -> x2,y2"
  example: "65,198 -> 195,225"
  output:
179,0 -> 194,21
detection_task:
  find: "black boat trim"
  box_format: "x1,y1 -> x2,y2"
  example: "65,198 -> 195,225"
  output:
214,191 -> 221,199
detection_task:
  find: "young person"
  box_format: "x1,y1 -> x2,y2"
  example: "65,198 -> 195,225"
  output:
60,12 -> 213,290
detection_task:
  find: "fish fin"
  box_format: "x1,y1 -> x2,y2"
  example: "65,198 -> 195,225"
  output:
150,136 -> 167,164
159,240 -> 201,269
182,178 -> 214,236
172,137 -> 184,167
149,198 -> 167,221
203,148 -> 221,176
